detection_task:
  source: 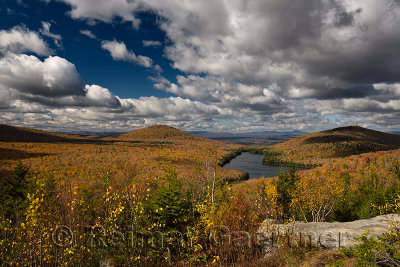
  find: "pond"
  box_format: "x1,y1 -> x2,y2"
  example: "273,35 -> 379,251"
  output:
223,152 -> 292,179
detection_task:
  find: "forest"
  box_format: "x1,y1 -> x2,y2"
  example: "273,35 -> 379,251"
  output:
1,125 -> 400,266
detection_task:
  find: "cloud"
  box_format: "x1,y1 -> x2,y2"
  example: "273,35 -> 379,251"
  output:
120,96 -> 222,119
0,53 -> 84,97
79,29 -> 96,39
0,26 -> 51,56
142,0 -> 400,99
0,51 -> 121,108
40,22 -> 62,47
101,40 -> 153,68
142,40 -> 162,47
5,1 -> 400,132
143,0 -> 400,130
0,26 -> 226,130
153,74 -> 287,115
52,0 -> 141,28
0,53 -> 85,97
84,84 -> 120,108
51,0 -> 400,100
374,83 -> 400,97
0,95 -> 231,132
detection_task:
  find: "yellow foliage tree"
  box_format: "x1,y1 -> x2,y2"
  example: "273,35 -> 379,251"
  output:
291,171 -> 345,222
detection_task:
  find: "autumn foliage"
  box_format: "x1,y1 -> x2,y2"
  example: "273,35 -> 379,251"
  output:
1,124 -> 400,265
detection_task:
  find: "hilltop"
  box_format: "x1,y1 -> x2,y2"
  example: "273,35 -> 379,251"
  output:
102,125 -> 202,142
268,125 -> 400,165
275,126 -> 400,150
0,124 -> 83,143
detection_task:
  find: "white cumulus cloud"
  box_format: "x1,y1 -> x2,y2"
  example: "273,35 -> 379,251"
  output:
0,26 -> 51,56
52,0 -> 141,28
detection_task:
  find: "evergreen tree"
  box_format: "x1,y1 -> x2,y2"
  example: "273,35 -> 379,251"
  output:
1,161 -> 30,222
151,168 -> 194,232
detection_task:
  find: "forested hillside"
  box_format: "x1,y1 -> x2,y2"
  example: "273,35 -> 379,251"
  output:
0,124 -> 83,143
2,124 -> 400,265
268,126 -> 400,165
103,125 -> 202,141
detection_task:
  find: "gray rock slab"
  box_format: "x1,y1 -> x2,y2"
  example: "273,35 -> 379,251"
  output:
256,214 -> 400,251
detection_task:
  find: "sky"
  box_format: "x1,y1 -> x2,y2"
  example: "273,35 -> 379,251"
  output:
1,0 -> 400,133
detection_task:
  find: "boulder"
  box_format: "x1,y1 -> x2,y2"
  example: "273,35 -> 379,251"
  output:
256,214 -> 400,253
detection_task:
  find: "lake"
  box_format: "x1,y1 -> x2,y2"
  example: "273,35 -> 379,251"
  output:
223,152 -> 291,179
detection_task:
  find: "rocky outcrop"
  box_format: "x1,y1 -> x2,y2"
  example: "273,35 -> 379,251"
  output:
257,214 -> 400,254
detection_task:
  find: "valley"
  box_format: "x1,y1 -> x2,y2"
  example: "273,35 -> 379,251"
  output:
1,124 -> 400,266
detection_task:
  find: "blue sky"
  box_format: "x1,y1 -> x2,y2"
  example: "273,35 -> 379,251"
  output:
1,0 -> 175,99
1,0 -> 400,132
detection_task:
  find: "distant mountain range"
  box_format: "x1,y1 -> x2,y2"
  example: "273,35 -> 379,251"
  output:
60,128 -> 308,145
63,128 -> 400,146
57,128 -> 308,145
188,130 -> 307,145
4,123 -> 399,146
189,130 -> 306,136
1,124 -> 306,145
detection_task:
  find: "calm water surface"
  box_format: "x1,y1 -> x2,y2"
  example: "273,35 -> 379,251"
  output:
223,152 -> 291,179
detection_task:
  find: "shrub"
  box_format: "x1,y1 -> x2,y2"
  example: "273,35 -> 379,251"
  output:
274,165 -> 299,221
340,232 -> 400,266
